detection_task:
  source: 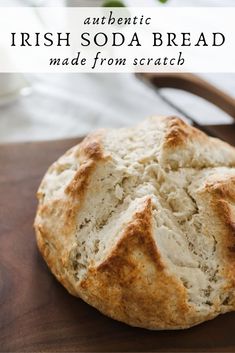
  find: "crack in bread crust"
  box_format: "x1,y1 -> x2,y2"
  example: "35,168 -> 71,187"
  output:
78,199 -> 197,330
34,116 -> 235,329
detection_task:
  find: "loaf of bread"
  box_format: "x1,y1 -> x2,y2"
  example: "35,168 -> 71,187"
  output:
34,116 -> 235,330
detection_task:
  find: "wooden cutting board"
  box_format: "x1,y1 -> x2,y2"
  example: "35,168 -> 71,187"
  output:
1,133 -> 235,353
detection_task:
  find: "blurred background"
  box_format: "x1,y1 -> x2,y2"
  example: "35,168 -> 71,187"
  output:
0,0 -> 234,143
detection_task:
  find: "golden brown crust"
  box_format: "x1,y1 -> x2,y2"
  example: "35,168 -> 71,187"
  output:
35,131 -> 107,295
34,116 -> 235,330
78,131 -> 104,161
66,130 -> 106,197
79,199 -> 196,329
200,176 -> 235,285
164,116 -> 204,148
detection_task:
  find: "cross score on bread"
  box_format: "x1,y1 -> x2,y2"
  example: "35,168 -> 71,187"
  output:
34,116 -> 235,330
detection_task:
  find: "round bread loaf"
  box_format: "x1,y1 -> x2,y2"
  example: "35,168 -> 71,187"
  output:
34,116 -> 235,330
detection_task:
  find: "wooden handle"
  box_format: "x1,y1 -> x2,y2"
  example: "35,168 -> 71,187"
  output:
139,73 -> 235,121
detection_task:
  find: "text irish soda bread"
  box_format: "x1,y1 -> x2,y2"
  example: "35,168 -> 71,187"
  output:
34,116 -> 235,330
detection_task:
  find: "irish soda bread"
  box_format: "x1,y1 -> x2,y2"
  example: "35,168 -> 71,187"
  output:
34,116 -> 235,330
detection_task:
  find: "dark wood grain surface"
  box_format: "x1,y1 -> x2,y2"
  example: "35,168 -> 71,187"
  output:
0,130 -> 235,353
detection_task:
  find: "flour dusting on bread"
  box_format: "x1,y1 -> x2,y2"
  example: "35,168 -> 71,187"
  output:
35,116 -> 235,329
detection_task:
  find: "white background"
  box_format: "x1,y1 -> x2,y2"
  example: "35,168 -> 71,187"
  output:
0,0 -> 234,143
0,7 -> 234,73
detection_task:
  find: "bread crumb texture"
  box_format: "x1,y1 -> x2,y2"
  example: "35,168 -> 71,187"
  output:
35,116 -> 235,329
